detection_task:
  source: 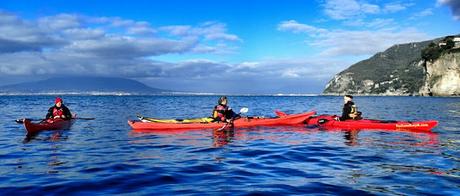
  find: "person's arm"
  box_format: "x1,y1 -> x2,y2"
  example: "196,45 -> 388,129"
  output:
229,109 -> 240,119
63,105 -> 72,119
45,107 -> 53,119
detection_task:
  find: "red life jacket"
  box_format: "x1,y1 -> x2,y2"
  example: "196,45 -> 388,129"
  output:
213,105 -> 228,121
53,107 -> 64,118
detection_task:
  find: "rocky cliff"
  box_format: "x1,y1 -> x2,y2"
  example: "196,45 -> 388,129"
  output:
323,36 -> 460,96
419,52 -> 460,96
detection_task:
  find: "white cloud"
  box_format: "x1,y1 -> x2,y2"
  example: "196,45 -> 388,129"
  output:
0,11 -> 66,53
343,18 -> 394,29
160,22 -> 241,42
198,22 -> 241,41
383,3 -> 410,13
38,14 -> 81,31
62,28 -> 105,40
361,3 -> 380,14
410,8 -> 434,20
277,20 -> 327,34
438,0 -> 460,20
313,28 -> 429,57
367,18 -> 395,28
235,61 -> 260,69
342,19 -> 366,27
0,11 -> 241,81
229,58 -> 346,80
127,24 -> 156,35
323,0 -> 380,20
159,25 -> 191,36
66,36 -> 198,58
277,20 -> 429,57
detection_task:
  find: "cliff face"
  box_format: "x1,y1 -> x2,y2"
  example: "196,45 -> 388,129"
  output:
419,52 -> 460,96
323,36 -> 459,96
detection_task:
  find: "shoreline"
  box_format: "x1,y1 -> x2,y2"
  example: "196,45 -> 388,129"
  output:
1,92 -> 459,97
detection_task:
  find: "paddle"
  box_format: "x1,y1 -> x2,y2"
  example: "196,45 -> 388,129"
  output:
218,107 -> 249,131
15,117 -> 95,124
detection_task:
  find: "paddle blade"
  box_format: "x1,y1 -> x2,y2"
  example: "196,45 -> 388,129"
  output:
15,119 -> 25,124
240,107 -> 249,114
75,117 -> 95,120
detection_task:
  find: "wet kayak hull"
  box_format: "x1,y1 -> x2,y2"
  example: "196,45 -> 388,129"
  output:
23,118 -> 76,134
129,111 -> 316,130
306,115 -> 438,131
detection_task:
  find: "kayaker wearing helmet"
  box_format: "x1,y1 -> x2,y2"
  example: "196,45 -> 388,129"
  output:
338,95 -> 362,121
46,97 -> 72,120
212,96 -> 239,122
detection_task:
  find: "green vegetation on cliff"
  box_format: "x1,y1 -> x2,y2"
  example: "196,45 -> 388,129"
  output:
422,36 -> 459,62
324,40 -> 432,95
323,35 -> 459,95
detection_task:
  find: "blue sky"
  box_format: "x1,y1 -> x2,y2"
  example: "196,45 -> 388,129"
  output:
0,0 -> 459,93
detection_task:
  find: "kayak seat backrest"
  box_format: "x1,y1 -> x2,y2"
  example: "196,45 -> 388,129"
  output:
318,119 -> 329,124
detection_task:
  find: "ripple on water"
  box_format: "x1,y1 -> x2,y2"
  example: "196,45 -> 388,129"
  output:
0,96 -> 459,194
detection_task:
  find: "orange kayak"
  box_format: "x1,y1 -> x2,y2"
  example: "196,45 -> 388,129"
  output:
128,111 -> 316,130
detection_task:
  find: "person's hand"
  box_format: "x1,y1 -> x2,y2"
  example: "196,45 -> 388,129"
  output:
334,116 -> 340,121
61,115 -> 66,119
54,116 -> 60,119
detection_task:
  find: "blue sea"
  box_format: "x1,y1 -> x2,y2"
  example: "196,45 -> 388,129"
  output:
0,95 -> 459,195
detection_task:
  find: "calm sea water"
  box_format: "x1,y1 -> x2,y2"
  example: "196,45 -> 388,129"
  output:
0,95 -> 459,195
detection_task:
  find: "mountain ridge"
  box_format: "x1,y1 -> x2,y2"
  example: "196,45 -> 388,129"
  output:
0,76 -> 169,95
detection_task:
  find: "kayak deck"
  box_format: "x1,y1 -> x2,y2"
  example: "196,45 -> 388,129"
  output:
129,111 -> 316,130
306,115 -> 438,131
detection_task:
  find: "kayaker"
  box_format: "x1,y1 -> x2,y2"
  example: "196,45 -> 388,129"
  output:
338,95 -> 362,121
46,97 -> 72,120
212,96 -> 239,122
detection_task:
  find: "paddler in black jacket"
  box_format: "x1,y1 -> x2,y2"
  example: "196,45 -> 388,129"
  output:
338,95 -> 362,121
46,97 -> 72,120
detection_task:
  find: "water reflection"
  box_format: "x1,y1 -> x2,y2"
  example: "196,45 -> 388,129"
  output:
344,130 -> 359,146
19,130 -> 69,175
23,130 -> 68,143
341,129 -> 438,147
47,143 -> 67,174
212,129 -> 235,147
130,126 -> 439,148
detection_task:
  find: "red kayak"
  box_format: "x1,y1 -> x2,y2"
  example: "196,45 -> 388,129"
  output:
305,115 -> 438,131
23,118 -> 76,134
128,111 -> 316,130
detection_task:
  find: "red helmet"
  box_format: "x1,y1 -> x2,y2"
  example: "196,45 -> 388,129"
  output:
55,97 -> 63,104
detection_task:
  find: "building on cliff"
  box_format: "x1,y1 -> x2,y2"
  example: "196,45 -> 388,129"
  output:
454,37 -> 460,48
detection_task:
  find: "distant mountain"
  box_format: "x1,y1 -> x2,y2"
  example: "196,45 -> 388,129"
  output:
323,35 -> 460,96
0,76 -> 169,95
